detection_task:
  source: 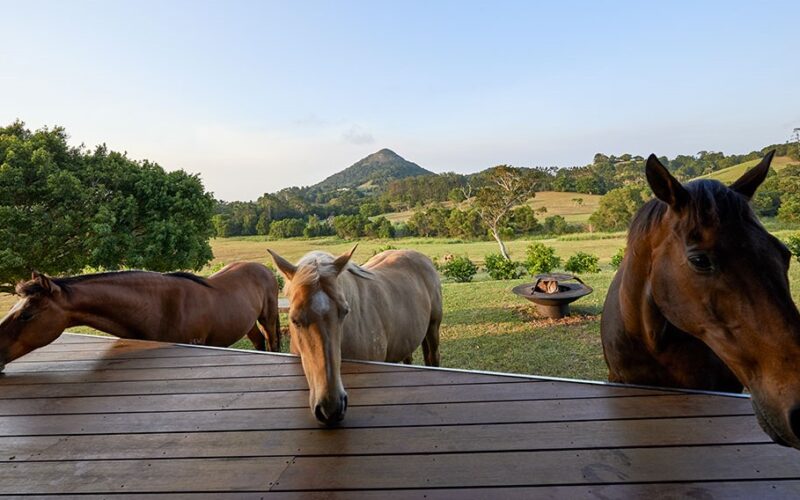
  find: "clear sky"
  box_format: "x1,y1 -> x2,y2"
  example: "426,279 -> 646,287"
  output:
2,1 -> 798,200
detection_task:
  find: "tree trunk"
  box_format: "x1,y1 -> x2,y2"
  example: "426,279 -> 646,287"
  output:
491,229 -> 510,260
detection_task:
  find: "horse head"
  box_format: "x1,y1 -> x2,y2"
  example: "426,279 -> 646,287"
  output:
268,247 -> 356,426
0,272 -> 70,372
643,151 -> 800,448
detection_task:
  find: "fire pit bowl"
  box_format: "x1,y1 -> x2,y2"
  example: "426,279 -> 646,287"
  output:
512,273 -> 593,319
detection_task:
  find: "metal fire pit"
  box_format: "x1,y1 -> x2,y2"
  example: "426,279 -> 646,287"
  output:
512,273 -> 593,319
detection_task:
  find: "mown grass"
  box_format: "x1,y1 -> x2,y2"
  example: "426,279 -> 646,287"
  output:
209,233 -> 627,270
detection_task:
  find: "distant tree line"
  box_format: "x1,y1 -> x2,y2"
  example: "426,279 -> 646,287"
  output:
215,142 -> 799,239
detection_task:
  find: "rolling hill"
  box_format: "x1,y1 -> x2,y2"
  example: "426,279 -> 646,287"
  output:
313,149 -> 433,191
693,156 -> 797,184
380,191 -> 603,224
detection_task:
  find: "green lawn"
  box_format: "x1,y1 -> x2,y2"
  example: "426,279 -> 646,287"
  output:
210,233 -> 626,270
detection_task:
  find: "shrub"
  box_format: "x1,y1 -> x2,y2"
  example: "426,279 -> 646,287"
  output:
484,253 -> 523,280
441,255 -> 478,283
264,262 -> 285,290
785,234 -> 800,264
542,215 -> 573,235
524,243 -> 561,275
372,244 -> 397,256
564,252 -> 601,274
610,247 -> 626,269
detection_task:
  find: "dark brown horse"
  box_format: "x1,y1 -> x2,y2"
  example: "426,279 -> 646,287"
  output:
0,262 -> 280,370
602,151 -> 800,449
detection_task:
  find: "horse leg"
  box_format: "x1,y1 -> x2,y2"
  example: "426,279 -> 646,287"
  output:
259,295 -> 281,352
246,325 -> 267,352
422,317 -> 441,367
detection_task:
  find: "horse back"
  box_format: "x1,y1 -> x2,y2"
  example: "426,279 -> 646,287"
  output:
343,250 -> 441,361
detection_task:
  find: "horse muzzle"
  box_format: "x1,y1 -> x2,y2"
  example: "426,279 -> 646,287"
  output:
313,393 -> 348,426
752,396 -> 800,450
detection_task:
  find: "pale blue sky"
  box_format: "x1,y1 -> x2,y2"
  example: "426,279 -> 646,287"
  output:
2,1 -> 798,200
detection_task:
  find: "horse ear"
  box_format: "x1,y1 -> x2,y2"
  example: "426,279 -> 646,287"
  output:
729,150 -> 775,200
267,249 -> 297,281
645,154 -> 689,211
333,245 -> 358,276
31,271 -> 57,294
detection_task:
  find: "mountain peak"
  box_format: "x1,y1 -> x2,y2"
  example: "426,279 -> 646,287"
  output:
313,149 -> 433,190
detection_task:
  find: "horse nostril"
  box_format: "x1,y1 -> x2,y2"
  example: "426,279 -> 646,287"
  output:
314,404 -> 327,424
342,394 -> 348,411
789,405 -> 800,441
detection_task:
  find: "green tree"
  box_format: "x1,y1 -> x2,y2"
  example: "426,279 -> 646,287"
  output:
589,186 -> 648,231
472,166 -> 537,259
0,122 -> 214,290
332,214 -> 368,239
268,218 -> 306,239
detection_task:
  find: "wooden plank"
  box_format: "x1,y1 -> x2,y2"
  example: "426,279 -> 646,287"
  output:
15,345 -> 227,361
4,352 -> 299,372
271,444 -> 800,490
0,361 -> 414,385
35,339 -> 171,352
50,334 -> 116,344
0,457 -> 290,494
18,481 -> 800,500
18,482 -> 800,499
0,416 -> 770,461
0,371 -> 519,399
0,382 -> 667,416
0,394 -> 754,436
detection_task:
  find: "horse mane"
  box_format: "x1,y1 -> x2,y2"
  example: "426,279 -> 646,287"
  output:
16,270 -> 211,297
628,179 -> 756,246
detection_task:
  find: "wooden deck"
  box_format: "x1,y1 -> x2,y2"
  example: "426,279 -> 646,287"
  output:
1,334 -> 800,498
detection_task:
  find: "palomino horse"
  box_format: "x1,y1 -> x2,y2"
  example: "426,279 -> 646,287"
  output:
269,247 -> 442,425
602,151 -> 800,449
0,262 -> 280,371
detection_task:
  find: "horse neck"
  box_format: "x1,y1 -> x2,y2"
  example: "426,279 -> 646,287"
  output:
619,224 -> 666,334
61,278 -> 160,339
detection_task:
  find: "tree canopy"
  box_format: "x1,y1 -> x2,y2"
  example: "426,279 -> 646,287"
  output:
0,122 -> 215,291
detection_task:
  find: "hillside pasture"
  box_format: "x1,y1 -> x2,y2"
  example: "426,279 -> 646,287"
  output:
694,156 -> 797,184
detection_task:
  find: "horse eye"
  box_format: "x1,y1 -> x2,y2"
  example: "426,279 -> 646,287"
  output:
688,253 -> 714,273
19,311 -> 34,322
290,317 -> 302,327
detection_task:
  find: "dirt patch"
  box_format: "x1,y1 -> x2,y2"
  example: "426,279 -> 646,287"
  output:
511,304 -> 599,326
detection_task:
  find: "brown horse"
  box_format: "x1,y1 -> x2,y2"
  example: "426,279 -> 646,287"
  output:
0,262 -> 280,371
269,247 -> 442,425
602,151 -> 800,449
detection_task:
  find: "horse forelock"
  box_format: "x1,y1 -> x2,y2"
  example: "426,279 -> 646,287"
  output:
288,255 -> 349,313
15,280 -> 47,298
629,180 -> 755,246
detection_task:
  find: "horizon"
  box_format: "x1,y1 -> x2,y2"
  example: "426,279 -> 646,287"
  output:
2,1 -> 799,201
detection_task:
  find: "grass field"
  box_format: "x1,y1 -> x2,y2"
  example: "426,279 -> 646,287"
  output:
380,191 -> 602,225
4,230 -> 800,381
694,156 -> 797,184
